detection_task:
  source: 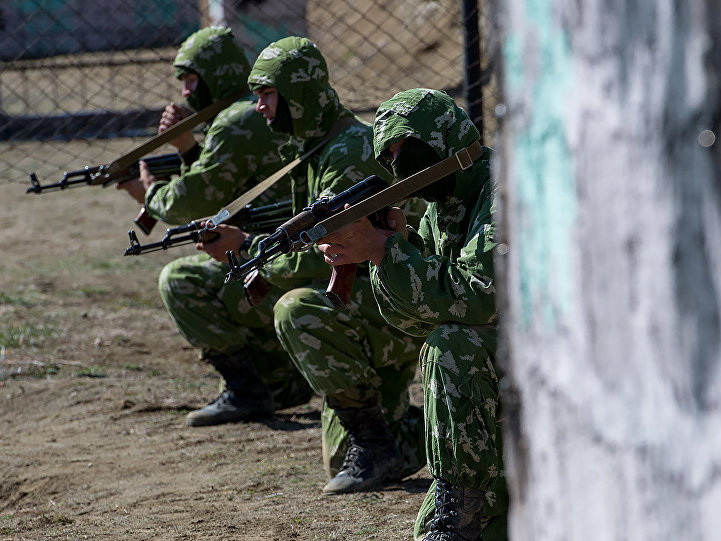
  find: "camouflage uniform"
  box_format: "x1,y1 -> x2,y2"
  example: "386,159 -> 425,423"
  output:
371,89 -> 508,540
246,37 -> 425,479
147,27 -> 311,409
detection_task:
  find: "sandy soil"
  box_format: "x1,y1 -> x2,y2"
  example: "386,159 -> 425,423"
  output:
0,179 -> 429,540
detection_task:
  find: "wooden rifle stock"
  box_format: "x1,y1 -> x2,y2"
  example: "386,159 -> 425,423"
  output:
133,207 -> 156,235
242,271 -> 275,307
126,154 -> 183,235
323,204 -> 389,309
325,264 -> 357,309
241,263 -> 357,309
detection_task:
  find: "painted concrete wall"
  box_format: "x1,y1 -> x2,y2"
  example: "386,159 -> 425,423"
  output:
496,0 -> 721,539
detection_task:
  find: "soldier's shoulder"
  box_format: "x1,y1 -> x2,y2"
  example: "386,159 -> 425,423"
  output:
214,100 -> 264,126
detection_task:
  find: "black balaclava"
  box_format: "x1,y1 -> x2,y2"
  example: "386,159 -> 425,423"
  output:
269,93 -> 294,135
388,137 -> 456,202
186,74 -> 213,112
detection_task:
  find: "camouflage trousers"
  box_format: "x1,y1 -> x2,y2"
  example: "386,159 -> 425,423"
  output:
157,253 -> 312,409
414,324 -> 508,541
273,276 -> 426,479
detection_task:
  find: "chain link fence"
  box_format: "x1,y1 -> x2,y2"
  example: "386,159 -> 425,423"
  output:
0,0 -> 499,185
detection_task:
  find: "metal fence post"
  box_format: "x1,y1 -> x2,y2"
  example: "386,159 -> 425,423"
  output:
461,0 -> 483,142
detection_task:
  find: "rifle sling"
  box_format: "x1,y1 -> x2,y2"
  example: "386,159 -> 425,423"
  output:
207,117 -> 356,224
304,140 -> 483,242
105,92 -> 245,176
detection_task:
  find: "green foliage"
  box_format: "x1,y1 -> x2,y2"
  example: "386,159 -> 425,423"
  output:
0,292 -> 33,306
75,366 -> 107,378
122,363 -> 143,371
355,527 -> 379,535
77,286 -> 111,297
0,323 -> 55,348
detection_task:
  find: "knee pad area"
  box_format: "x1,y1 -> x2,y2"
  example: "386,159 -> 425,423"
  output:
273,288 -> 333,322
157,255 -> 223,301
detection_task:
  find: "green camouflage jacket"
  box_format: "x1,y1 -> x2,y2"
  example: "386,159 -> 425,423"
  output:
145,27 -> 289,224
371,89 -> 497,336
247,36 -> 391,290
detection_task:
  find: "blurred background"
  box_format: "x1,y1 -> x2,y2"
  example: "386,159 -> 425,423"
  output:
0,0 -> 500,186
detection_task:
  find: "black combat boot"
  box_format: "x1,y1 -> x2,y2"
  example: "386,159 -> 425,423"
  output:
424,478 -> 485,541
185,349 -> 274,427
322,404 -> 404,494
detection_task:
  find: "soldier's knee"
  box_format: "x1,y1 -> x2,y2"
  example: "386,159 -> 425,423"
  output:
425,324 -> 456,350
426,323 -> 489,349
158,259 -> 188,300
273,287 -> 330,332
423,324 -> 495,376
274,288 -> 309,324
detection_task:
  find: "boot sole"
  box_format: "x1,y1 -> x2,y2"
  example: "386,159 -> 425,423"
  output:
185,410 -> 273,427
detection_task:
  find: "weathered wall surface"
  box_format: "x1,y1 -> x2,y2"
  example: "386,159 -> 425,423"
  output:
495,1 -> 721,539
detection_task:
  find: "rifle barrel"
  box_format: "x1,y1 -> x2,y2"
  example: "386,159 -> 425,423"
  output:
26,153 -> 182,193
224,175 -> 388,282
124,200 -> 292,256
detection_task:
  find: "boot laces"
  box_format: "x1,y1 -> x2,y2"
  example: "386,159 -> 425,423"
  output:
208,388 -> 236,407
428,480 -> 461,533
339,436 -> 369,476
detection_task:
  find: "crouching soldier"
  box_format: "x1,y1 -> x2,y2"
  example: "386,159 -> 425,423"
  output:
316,88 -> 509,540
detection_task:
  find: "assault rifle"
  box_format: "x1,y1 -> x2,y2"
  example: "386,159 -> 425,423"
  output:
224,140 -> 485,309
123,199 -> 293,256
27,153 -> 182,235
224,175 -> 390,309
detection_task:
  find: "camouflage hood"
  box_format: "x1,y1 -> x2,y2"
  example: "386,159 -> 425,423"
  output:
373,89 -> 482,199
173,26 -> 250,100
374,88 -> 480,161
247,36 -> 345,139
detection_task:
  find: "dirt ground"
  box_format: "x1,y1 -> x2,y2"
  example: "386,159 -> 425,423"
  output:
0,169 -> 430,540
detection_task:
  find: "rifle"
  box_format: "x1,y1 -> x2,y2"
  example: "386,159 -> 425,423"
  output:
224,140 -> 485,309
224,175 -> 390,309
123,199 -> 293,256
27,153 -> 182,235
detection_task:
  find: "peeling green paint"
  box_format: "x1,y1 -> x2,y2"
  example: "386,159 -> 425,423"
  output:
503,35 -> 524,94
503,0 -> 578,330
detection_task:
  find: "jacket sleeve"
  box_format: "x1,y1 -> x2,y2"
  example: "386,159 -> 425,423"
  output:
370,204 -> 496,336
145,104 -> 279,225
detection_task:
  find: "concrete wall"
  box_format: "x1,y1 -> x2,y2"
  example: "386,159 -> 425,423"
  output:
495,0 -> 721,539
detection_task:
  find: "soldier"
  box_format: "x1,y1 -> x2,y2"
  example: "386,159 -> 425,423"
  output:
117,27 -> 312,426
316,88 -> 509,540
200,36 -> 426,493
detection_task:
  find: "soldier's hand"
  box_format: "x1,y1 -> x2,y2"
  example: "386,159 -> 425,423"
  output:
159,102 -> 196,153
138,161 -> 157,192
384,207 -> 407,234
196,224 -> 249,263
318,207 -> 406,267
115,177 -> 146,204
